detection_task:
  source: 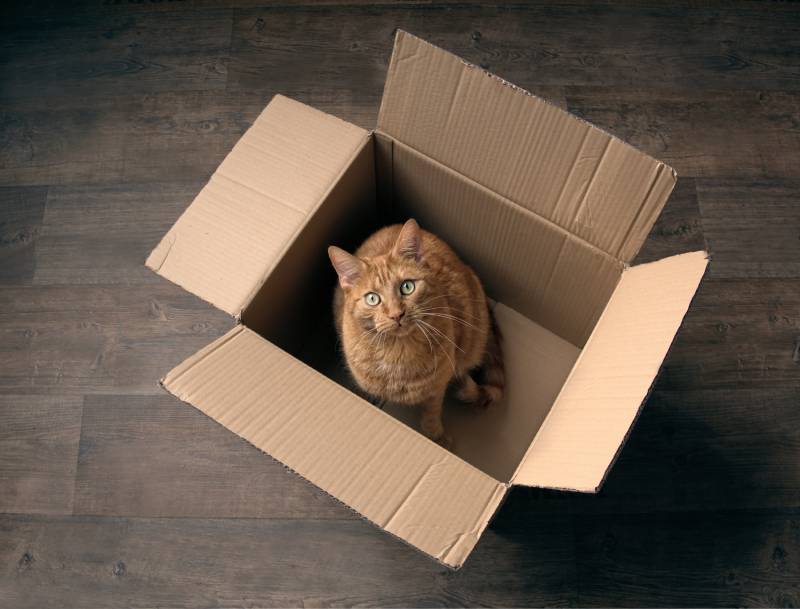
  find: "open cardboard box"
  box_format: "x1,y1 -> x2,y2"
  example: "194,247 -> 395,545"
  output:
146,31 -> 708,568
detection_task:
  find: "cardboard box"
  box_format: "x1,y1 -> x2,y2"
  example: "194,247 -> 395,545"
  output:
146,31 -> 708,568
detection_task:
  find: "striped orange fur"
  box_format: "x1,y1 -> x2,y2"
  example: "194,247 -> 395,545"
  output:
328,219 -> 504,446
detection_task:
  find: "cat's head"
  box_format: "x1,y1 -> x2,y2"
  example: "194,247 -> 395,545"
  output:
328,219 -> 431,336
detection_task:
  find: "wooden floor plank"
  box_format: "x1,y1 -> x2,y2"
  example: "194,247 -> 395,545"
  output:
565,87 -> 800,179
73,394 -> 355,520
658,278 -> 800,391
34,181 -> 202,285
227,4 -> 800,99
0,513 -> 576,608
0,92 -> 263,187
0,284 -> 232,395
698,179 -> 800,279
634,178 -> 707,265
0,9 -> 232,102
0,396 -> 83,515
574,509 -> 800,607
0,187 -> 47,285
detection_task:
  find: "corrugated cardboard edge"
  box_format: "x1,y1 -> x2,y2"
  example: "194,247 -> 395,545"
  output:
145,95 -> 370,320
587,252 -> 712,493
158,327 -> 508,570
378,29 -> 677,196
510,250 -> 710,492
235,137 -> 372,321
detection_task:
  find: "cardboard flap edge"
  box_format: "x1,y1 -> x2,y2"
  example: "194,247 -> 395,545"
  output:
145,94 -> 368,317
159,325 -> 507,569
510,250 -> 709,491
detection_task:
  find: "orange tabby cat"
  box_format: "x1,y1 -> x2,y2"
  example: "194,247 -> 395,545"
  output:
328,219 -> 504,446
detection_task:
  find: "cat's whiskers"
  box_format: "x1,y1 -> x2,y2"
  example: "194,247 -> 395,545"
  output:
414,320 -> 434,355
417,311 -> 481,332
351,326 -> 379,351
419,321 -> 456,374
419,294 -> 487,307
371,328 -> 390,353
416,318 -> 465,356
369,330 -> 381,350
415,306 -> 484,324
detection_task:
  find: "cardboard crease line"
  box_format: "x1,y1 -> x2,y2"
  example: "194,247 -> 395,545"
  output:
148,233 -> 177,273
615,163 -> 667,260
238,136 -> 371,316
570,136 -> 612,232
381,457 -> 449,531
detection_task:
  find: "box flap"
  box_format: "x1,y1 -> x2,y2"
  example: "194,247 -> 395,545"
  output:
378,31 -> 675,262
512,251 -> 708,491
146,95 -> 369,316
162,326 -> 506,568
389,136 -> 622,348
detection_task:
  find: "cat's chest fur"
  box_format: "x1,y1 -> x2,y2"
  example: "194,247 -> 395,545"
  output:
345,329 -> 441,403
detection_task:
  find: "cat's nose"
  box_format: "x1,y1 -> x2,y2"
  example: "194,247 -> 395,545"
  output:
389,311 -> 405,324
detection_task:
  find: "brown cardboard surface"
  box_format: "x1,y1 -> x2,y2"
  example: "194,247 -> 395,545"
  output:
378,30 -> 675,263
146,95 -> 368,316
512,251 -> 709,491
162,326 -> 507,568
388,138 -> 621,347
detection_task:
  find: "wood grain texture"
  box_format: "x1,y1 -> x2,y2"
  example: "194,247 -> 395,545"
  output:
574,509 -> 800,607
0,513 -> 576,608
0,395 -> 83,515
659,278 -> 800,391
73,394 -> 355,519
698,179 -> 800,279
566,87 -> 800,179
0,93 -> 263,186
0,284 -> 233,395
0,187 -> 47,285
634,178 -> 706,265
34,181 -> 203,285
0,0 -> 799,606
0,9 -> 231,102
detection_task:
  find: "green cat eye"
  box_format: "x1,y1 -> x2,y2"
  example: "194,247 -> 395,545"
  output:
364,292 -> 381,306
400,279 -> 415,295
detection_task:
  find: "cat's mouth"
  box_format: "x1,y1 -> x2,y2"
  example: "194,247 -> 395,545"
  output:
384,321 -> 413,336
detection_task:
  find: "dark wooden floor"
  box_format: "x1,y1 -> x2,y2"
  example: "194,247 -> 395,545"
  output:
1,1 -> 799,607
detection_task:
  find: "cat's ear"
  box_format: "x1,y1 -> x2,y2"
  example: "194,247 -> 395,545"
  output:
328,246 -> 364,288
393,219 -> 422,262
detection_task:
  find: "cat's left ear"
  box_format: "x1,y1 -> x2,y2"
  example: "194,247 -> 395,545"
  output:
328,246 -> 364,288
393,219 -> 422,262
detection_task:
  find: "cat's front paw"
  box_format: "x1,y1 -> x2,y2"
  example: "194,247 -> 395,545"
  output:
434,432 -> 453,450
421,419 -> 452,450
472,386 -> 496,410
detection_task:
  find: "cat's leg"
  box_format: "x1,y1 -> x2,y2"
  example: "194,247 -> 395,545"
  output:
420,387 -> 451,449
454,374 -> 493,409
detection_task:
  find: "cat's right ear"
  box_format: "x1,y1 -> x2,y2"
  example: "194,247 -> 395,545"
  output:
328,246 -> 364,289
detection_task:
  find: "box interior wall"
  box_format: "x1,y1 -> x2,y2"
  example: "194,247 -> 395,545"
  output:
241,132 -> 622,481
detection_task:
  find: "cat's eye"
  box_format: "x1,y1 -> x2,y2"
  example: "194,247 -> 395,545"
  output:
400,279 -> 415,296
364,292 -> 381,306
